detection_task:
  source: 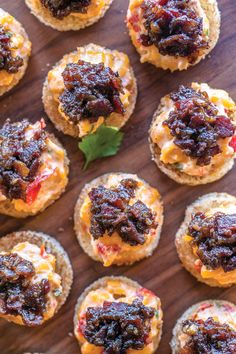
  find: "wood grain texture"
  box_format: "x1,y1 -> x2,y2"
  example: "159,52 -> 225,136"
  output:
0,1 -> 235,353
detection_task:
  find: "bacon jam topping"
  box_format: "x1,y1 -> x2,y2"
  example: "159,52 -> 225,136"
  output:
59,60 -> 125,124
140,0 -> 208,62
41,0 -> 91,19
83,299 -> 155,354
0,119 -> 47,202
163,86 -> 235,166
89,179 -> 157,246
181,318 -> 236,354
0,25 -> 23,73
0,253 -> 50,326
188,212 -> 236,272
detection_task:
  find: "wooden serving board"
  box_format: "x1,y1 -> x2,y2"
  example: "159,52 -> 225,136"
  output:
0,1 -> 235,353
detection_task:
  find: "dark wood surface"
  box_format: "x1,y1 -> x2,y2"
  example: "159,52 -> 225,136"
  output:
0,1 -> 235,353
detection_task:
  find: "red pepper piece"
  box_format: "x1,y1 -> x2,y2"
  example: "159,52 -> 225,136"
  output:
26,170 -> 54,205
229,135 -> 236,152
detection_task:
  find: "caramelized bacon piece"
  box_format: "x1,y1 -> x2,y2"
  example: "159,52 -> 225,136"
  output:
163,86 -> 235,166
0,120 -> 47,202
181,317 -> 236,353
89,179 -> 157,246
140,0 -> 208,62
41,0 -> 91,19
84,299 -> 155,353
0,253 -> 50,326
59,60 -> 125,123
188,212 -> 236,272
0,25 -> 23,73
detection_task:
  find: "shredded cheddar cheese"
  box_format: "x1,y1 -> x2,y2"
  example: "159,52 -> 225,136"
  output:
200,266 -> 236,285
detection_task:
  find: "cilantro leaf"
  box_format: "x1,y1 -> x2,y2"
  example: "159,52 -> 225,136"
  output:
79,125 -> 124,170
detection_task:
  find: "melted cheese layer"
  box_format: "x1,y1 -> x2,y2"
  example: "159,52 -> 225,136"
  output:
80,174 -> 162,266
150,83 -> 236,177
47,45 -> 134,137
0,242 -> 62,325
0,9 -> 31,86
75,279 -> 162,354
127,0 -> 209,71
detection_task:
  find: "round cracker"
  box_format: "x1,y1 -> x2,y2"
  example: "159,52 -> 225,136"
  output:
127,0 -> 220,71
175,193 -> 236,287
171,299 -> 236,353
42,43 -> 137,137
0,8 -> 31,97
25,0 -> 113,31
74,172 -> 164,266
73,276 -> 163,353
0,230 -> 73,322
0,133 -> 69,218
149,92 -> 236,186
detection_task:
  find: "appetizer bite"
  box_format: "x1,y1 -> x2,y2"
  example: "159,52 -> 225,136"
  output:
0,8 -> 31,96
176,193 -> 236,287
0,230 -> 73,326
43,44 -> 137,138
171,300 -> 236,353
127,0 -> 220,71
25,0 -> 113,31
149,83 -> 236,185
74,173 -> 163,266
74,276 -> 163,353
0,119 -> 69,218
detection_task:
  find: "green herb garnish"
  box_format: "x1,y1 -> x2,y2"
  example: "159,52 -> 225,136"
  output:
53,288 -> 62,297
173,162 -> 183,171
79,125 -> 124,170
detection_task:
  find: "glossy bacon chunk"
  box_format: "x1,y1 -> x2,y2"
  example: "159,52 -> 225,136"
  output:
0,25 -> 23,73
59,60 -> 125,123
89,179 -> 157,245
0,253 -> 50,326
84,299 -> 155,353
140,0 -> 208,62
188,212 -> 236,272
163,86 -> 235,166
0,119 -> 47,202
41,0 -> 91,19
181,317 -> 236,353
